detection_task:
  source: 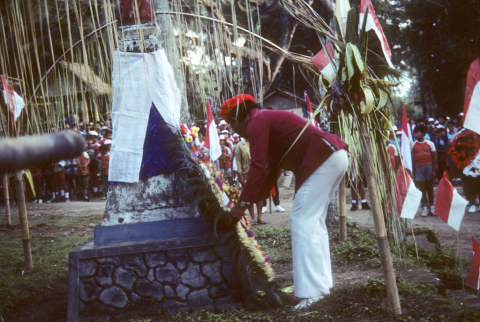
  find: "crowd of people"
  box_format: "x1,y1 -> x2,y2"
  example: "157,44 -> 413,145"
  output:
378,112 -> 479,216
0,118 -> 113,205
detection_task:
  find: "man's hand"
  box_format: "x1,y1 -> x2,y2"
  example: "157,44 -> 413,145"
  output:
230,204 -> 247,219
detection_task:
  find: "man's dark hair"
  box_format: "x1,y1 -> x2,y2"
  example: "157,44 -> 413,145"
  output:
447,121 -> 455,126
415,119 -> 426,125
438,114 -> 446,119
414,124 -> 428,135
227,100 -> 258,123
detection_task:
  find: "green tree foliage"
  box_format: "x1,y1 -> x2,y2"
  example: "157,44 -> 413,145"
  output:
377,0 -> 480,116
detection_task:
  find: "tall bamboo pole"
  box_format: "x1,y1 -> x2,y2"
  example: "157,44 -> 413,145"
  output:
339,175 -> 347,241
14,171 -> 33,273
361,124 -> 401,315
3,174 -> 11,226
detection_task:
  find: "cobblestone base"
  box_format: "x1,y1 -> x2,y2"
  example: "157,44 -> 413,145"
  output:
68,237 -> 241,321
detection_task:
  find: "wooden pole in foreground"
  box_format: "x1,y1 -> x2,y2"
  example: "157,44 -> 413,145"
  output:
3,174 -> 11,226
14,171 -> 33,273
361,126 -> 401,316
339,175 -> 347,241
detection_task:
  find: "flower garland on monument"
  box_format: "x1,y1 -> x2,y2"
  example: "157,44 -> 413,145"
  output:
179,123 -> 274,282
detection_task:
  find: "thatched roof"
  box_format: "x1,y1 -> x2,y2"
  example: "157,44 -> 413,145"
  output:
45,61 -> 112,97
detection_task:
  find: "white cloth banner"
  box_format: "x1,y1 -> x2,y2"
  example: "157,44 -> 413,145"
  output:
109,49 -> 181,183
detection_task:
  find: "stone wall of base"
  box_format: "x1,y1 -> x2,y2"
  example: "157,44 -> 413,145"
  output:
68,236 -> 242,321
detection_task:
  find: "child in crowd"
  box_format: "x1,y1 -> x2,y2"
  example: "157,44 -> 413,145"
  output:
98,140 -> 111,200
77,151 -> 90,201
52,160 -> 70,202
218,135 -> 233,185
433,128 -> 447,181
86,134 -> 101,197
411,124 -> 437,216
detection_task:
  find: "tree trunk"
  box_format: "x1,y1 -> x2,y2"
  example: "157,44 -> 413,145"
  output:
3,174 -> 11,226
15,171 -> 33,273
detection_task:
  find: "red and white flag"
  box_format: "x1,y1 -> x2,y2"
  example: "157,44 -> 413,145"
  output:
204,100 -> 221,161
359,0 -> 393,68
1,76 -> 25,121
311,43 -> 336,81
304,92 -> 317,128
465,237 -> 480,290
463,58 -> 480,135
394,166 -> 422,219
434,171 -> 468,231
401,104 -> 413,171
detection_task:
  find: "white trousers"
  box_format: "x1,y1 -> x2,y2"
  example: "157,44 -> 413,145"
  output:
290,149 -> 348,298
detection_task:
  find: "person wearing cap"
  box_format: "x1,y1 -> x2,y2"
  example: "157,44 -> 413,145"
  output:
219,120 -> 228,132
221,94 -> 348,309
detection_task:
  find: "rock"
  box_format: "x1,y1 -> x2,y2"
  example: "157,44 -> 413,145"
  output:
113,267 -> 137,291
166,249 -> 188,270
79,278 -> 101,302
176,284 -> 190,300
121,254 -> 147,277
209,283 -> 231,299
145,251 -> 167,268
130,292 -> 141,304
96,257 -> 120,266
155,262 -> 179,284
148,268 -> 155,282
79,260 -> 97,277
188,247 -> 217,263
181,262 -> 207,288
201,260 -> 223,284
164,284 -> 175,298
99,286 -> 128,308
187,289 -> 213,307
95,265 -> 114,286
221,262 -> 237,287
136,280 -> 164,300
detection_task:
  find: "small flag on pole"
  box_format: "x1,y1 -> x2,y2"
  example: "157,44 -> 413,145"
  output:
401,104 -> 413,171
204,100 -> 221,161
434,171 -> 468,231
359,0 -> 394,67
465,237 -> 480,290
304,92 -> 317,128
394,166 -> 422,219
1,76 -> 25,121
463,58 -> 480,135
311,43 -> 336,81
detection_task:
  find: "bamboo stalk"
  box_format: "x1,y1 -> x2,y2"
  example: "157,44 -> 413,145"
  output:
14,171 -> 33,273
3,174 -> 11,226
361,125 -> 401,316
339,175 -> 347,241
269,195 -> 272,214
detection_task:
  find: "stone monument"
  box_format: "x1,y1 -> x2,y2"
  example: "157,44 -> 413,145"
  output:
67,2 -> 241,320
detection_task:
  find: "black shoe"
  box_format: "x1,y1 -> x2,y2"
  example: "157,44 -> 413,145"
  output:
361,202 -> 371,210
350,203 -> 358,211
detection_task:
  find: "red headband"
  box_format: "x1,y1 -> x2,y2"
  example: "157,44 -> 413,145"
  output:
219,94 -> 255,120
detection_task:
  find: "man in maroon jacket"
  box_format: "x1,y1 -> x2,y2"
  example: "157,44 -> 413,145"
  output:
221,94 -> 348,309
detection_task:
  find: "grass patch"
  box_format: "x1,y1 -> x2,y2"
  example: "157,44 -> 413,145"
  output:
251,226 -> 292,262
0,214 -> 102,316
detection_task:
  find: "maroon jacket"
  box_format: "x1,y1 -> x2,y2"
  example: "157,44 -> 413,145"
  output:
239,108 -> 347,203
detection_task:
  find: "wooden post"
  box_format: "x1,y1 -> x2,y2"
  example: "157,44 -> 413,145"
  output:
339,175 -> 347,241
361,125 -> 401,315
14,171 -> 33,273
3,174 -> 11,226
